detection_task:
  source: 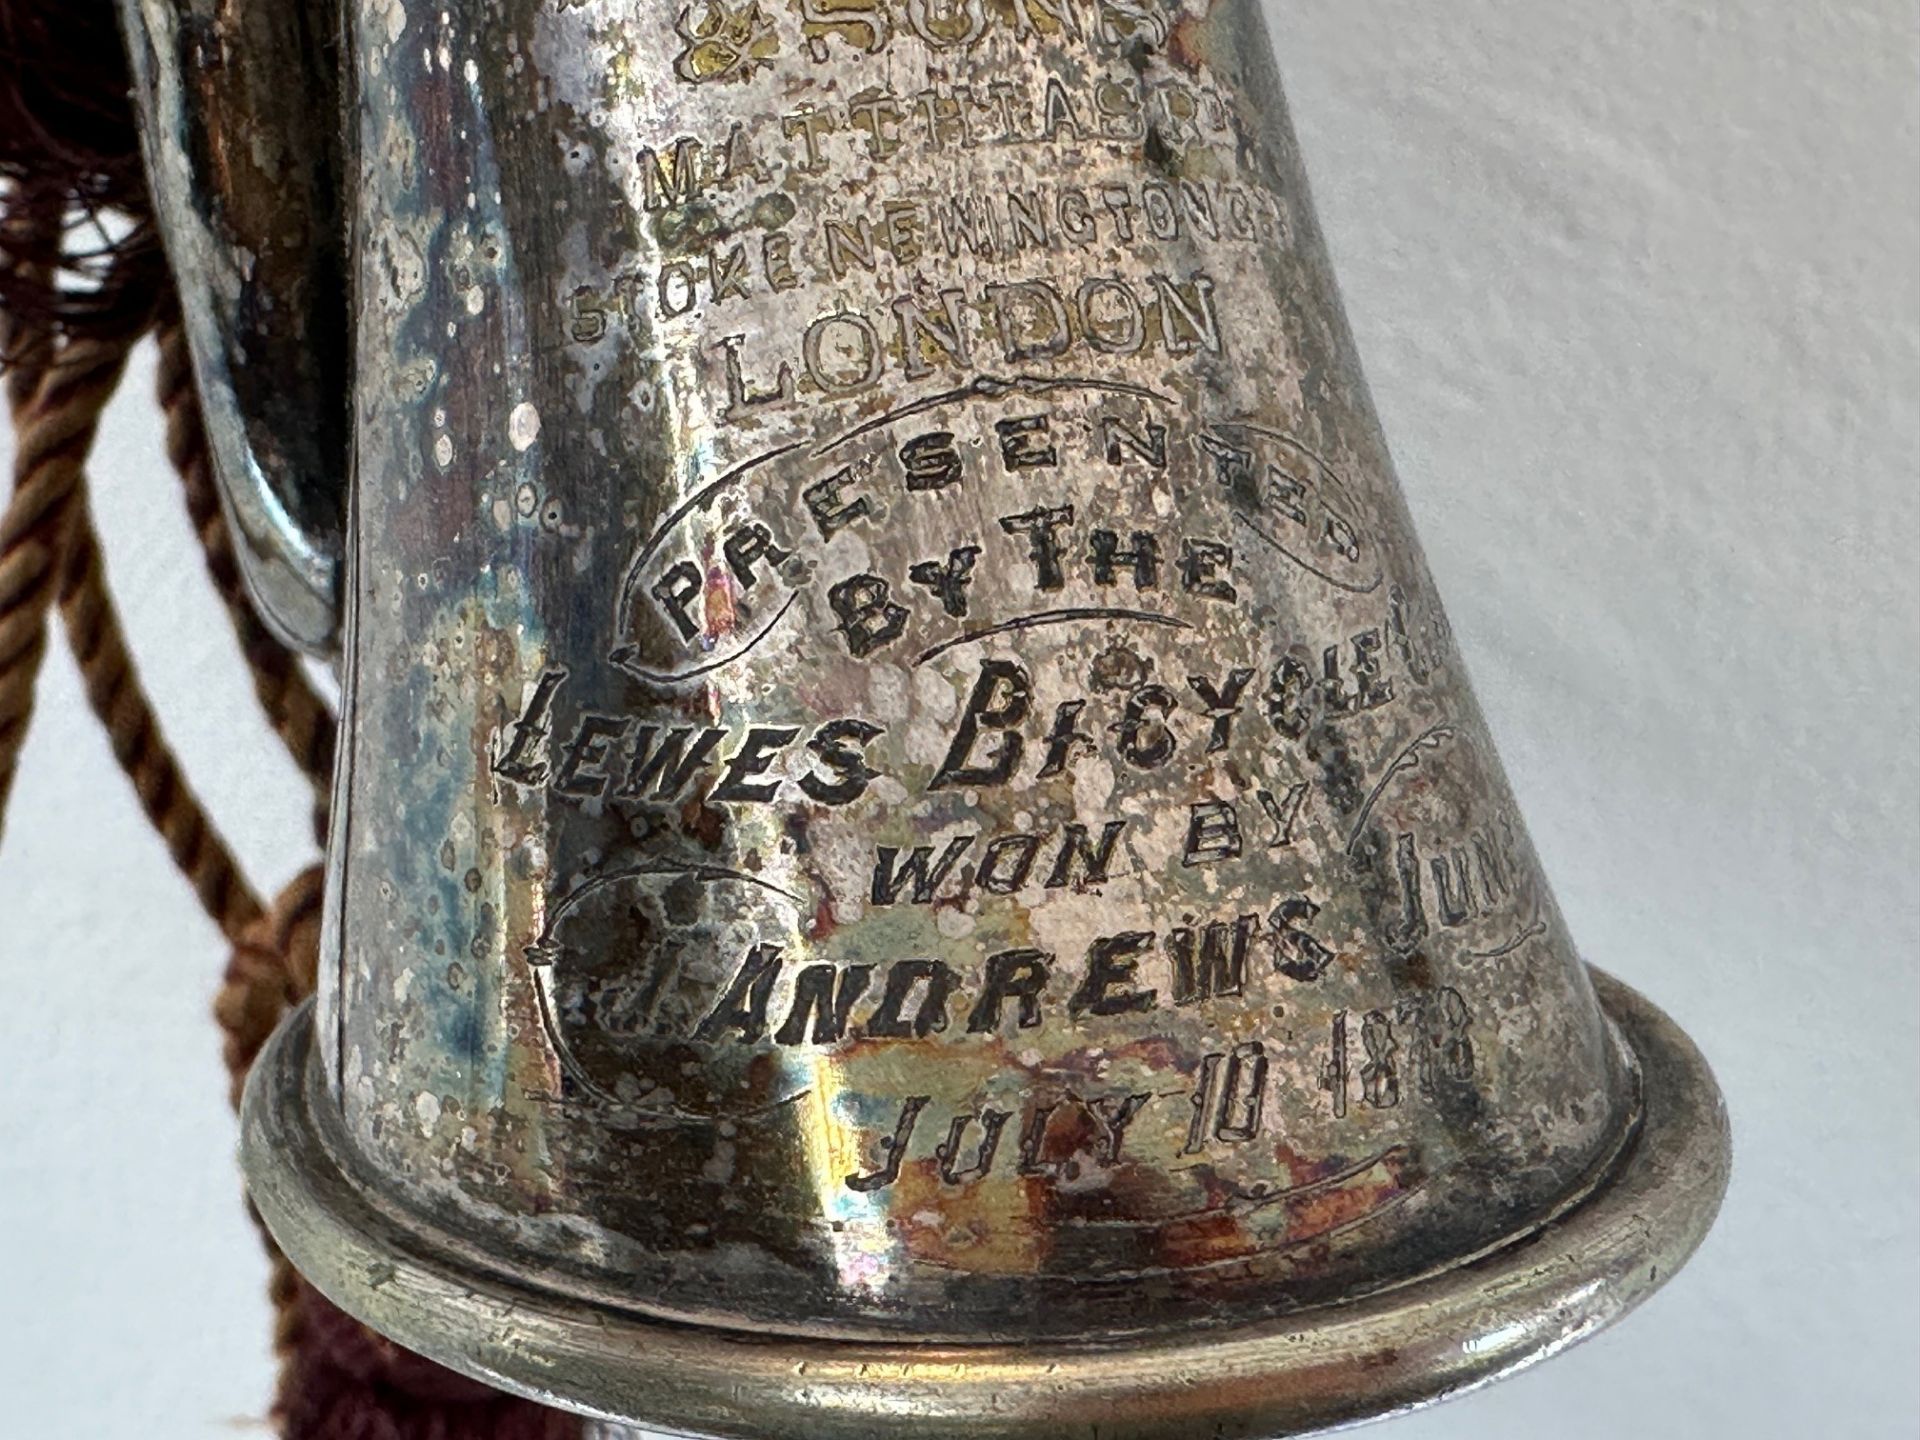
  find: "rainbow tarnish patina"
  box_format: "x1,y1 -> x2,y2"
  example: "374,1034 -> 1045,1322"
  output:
120,1 -> 1728,1434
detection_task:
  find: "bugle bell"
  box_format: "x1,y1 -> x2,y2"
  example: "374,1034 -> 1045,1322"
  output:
117,0 -> 1730,1434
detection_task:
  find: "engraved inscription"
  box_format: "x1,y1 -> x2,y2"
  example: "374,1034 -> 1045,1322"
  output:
482,2 -> 1576,1256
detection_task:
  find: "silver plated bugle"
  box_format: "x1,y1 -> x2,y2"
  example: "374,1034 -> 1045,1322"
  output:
117,1 -> 1730,1435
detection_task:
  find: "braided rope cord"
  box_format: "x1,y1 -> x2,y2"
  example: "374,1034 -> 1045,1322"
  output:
0,320 -> 136,825
3,297 -> 266,940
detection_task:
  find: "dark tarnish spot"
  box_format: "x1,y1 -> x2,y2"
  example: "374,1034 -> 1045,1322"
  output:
1392,1148 -> 1428,1190
743,1049 -> 785,1100
663,876 -> 703,925
1166,10 -> 1215,74
1289,1173 -> 1401,1246
1143,125 -> 1178,172
1219,452 -> 1264,516
1269,1143 -> 1318,1190
1305,723 -> 1365,819
750,192 -> 798,231
681,797 -> 727,850
1090,642 -> 1153,692
810,895 -> 839,942
1156,1208 -> 1258,1270
651,199 -> 729,256
1401,950 -> 1435,991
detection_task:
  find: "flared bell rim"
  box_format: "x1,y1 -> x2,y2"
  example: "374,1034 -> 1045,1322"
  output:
242,968 -> 1728,1440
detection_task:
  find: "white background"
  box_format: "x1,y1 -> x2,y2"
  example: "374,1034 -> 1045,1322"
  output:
2,2 -> 1916,1436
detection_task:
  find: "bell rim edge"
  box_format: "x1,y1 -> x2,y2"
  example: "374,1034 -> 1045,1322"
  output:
241,966 -> 1730,1440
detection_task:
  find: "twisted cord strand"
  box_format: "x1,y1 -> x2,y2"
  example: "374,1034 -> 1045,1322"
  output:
0,323 -> 133,834
58,503 -> 266,939
1,298 -> 265,939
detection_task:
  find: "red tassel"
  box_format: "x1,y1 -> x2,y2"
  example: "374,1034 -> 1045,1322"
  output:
280,1282 -> 583,1440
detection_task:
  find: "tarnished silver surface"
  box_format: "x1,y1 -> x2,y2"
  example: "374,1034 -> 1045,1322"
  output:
246,970 -> 1729,1439
119,0 -> 348,653
127,0 -> 1731,1431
